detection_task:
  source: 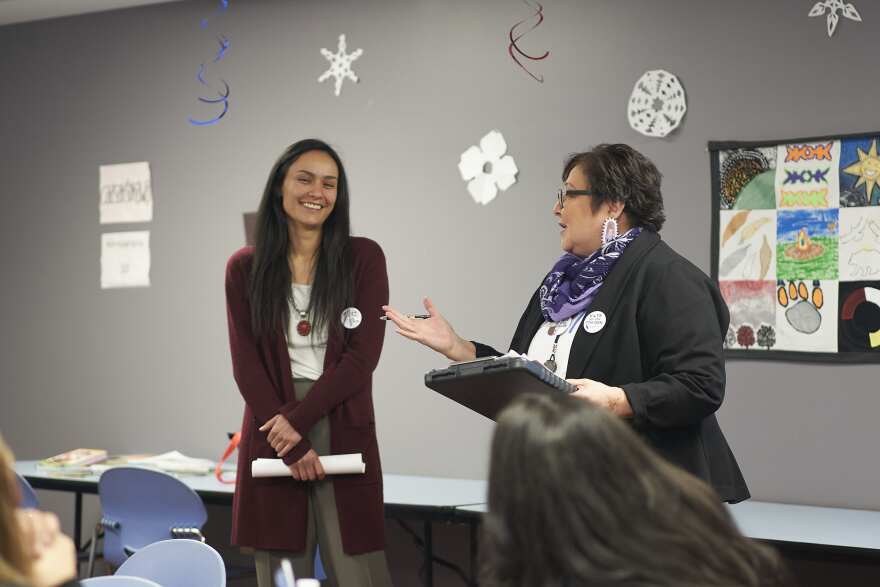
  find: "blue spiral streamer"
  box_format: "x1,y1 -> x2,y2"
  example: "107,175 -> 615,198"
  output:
200,0 -> 229,28
189,2 -> 231,127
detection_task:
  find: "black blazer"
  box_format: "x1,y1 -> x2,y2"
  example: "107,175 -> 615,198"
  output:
474,230 -> 749,503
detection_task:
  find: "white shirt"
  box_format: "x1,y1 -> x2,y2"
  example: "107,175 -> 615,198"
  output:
286,284 -> 327,381
526,312 -> 586,378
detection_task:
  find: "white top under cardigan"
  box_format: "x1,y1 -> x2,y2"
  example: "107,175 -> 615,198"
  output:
526,311 -> 586,378
285,284 -> 327,381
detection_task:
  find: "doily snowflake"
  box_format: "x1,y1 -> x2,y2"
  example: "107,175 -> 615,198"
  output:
627,69 -> 687,139
627,69 -> 687,137
809,0 -> 862,37
318,34 -> 363,96
458,131 -> 518,205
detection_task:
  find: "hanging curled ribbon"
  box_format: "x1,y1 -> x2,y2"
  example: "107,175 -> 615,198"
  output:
200,0 -> 229,29
213,34 -> 230,62
189,1 -> 231,126
508,0 -> 550,83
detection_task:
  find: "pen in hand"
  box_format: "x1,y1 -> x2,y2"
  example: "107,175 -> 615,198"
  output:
379,314 -> 431,320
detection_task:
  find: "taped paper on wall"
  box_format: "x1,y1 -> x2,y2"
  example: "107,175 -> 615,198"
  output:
99,162 -> 153,224
101,231 -> 151,289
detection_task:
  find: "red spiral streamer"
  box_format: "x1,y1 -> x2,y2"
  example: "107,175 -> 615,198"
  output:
508,0 -> 550,83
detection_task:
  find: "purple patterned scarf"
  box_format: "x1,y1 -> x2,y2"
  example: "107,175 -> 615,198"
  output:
540,227 -> 643,322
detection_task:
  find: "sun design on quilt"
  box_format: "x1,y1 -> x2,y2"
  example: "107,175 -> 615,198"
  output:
777,279 -> 824,334
842,139 -> 880,205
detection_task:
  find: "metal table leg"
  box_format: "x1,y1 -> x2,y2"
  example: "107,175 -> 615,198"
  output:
74,491 -> 83,552
470,518 -> 478,585
424,520 -> 433,587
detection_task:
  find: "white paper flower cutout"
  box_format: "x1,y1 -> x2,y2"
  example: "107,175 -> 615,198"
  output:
458,130 -> 518,205
809,0 -> 861,37
627,69 -> 687,138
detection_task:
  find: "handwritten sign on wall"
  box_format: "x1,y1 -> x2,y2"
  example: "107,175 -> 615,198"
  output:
101,231 -> 151,289
99,162 -> 153,224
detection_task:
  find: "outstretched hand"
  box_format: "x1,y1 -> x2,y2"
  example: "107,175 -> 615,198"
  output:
382,297 -> 475,362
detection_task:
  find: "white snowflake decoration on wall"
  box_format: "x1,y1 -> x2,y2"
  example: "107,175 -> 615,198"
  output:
627,69 -> 687,139
809,0 -> 862,37
318,34 -> 363,96
458,131 -> 518,205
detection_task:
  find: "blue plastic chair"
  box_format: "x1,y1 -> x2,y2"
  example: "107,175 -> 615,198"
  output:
315,547 -> 326,580
87,467 -> 207,575
15,471 -> 39,508
81,577 -> 162,587
116,539 -> 226,587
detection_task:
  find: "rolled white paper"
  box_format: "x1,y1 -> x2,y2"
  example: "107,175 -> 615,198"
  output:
251,453 -> 365,478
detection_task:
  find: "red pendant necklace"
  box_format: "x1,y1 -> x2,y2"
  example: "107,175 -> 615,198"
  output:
292,295 -> 311,337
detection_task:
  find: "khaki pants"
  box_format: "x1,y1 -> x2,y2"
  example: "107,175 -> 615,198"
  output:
254,379 -> 392,587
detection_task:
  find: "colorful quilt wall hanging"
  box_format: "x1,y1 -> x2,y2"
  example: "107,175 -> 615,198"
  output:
710,131 -> 880,363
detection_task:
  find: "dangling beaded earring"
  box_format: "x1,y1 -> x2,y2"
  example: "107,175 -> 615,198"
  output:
601,217 -> 619,245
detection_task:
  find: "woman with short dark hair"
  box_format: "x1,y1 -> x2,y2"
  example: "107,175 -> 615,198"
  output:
561,143 -> 666,232
384,143 -> 749,503
481,393 -> 786,587
226,139 -> 391,586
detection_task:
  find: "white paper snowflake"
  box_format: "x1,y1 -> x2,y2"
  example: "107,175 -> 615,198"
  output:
627,69 -> 687,139
458,131 -> 518,205
318,34 -> 363,96
809,0 -> 862,37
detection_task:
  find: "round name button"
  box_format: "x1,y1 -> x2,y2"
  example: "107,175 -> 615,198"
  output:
583,311 -> 606,334
341,307 -> 362,329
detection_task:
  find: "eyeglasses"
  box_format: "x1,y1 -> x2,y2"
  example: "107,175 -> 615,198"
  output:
556,185 -> 592,209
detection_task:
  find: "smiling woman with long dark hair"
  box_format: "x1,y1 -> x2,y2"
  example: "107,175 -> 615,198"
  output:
225,139 -> 391,586
248,141 -> 354,342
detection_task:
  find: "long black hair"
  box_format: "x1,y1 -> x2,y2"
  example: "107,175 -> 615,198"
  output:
481,393 -> 787,587
249,139 -> 354,340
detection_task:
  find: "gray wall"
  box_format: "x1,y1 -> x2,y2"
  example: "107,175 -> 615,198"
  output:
1,0 -> 878,511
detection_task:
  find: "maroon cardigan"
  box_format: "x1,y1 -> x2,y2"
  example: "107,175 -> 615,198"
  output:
225,237 -> 389,554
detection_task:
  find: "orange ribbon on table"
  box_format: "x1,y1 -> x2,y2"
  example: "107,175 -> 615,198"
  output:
215,432 -> 240,485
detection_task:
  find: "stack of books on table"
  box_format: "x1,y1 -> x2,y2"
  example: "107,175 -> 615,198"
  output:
95,451 -> 215,476
37,448 -> 108,477
36,449 -> 215,477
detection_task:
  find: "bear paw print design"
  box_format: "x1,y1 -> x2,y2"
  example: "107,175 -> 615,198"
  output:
777,279 -> 824,334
